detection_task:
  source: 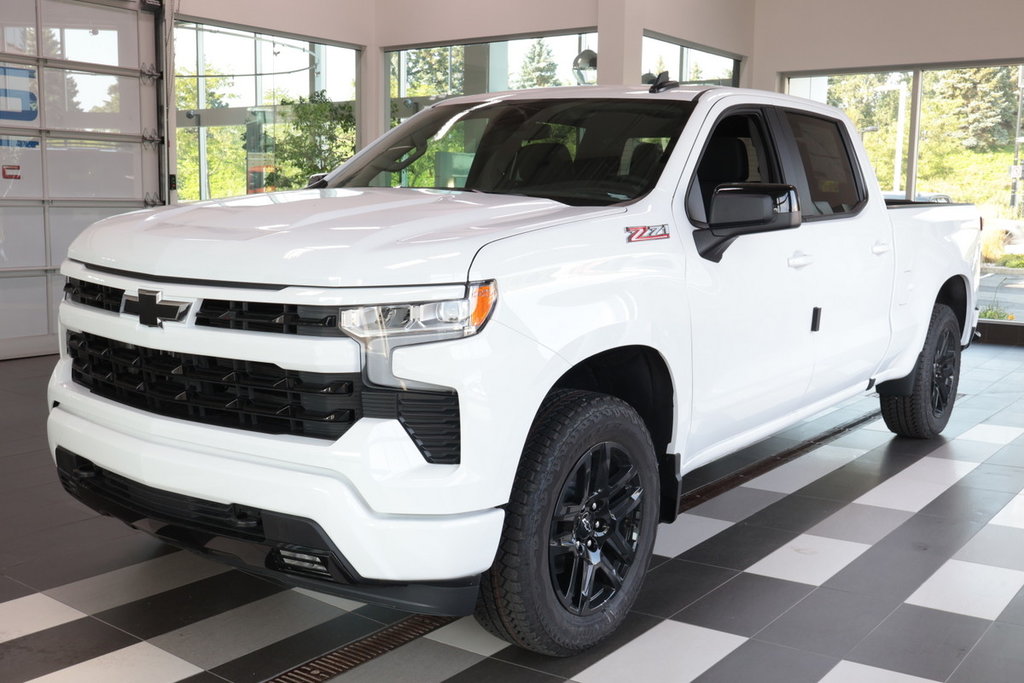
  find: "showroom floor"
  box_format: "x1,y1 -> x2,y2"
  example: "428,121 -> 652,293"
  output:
3,343 -> 1024,683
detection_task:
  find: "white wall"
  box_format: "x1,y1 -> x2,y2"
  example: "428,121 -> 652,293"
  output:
750,0 -> 1024,90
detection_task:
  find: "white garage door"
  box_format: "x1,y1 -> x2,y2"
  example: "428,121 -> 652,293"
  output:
0,0 -> 162,359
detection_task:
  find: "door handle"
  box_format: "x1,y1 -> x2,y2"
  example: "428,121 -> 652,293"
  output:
872,241 -> 892,255
787,251 -> 814,269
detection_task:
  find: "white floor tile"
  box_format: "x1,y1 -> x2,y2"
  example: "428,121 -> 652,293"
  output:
854,457 -> 978,512
574,621 -> 746,683
424,616 -> 509,657
654,513 -> 733,557
0,594 -> 85,644
819,660 -> 940,682
742,445 -> 865,494
906,559 -> 1024,620
991,494 -> 1024,529
957,424 -> 1024,444
25,642 -> 202,683
45,551 -> 230,614
809,503 -> 913,545
745,534 -> 870,586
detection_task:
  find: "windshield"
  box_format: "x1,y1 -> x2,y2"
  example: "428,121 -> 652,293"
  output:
330,98 -> 695,206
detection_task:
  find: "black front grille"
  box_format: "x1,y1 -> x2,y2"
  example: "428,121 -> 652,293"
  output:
65,278 -> 124,313
67,332 -> 462,462
196,299 -> 344,337
68,331 -> 360,440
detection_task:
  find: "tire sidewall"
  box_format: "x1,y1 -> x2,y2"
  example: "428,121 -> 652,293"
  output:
517,393 -> 659,653
917,305 -> 962,435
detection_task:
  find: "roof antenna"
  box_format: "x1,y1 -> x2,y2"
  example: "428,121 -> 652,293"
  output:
649,71 -> 679,93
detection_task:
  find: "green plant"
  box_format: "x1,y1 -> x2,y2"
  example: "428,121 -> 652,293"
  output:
979,305 -> 1016,320
996,253 -> 1024,269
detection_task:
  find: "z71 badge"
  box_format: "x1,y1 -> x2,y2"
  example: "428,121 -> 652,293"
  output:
625,224 -> 670,242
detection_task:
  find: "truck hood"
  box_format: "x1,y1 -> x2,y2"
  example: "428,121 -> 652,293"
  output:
69,188 -> 619,287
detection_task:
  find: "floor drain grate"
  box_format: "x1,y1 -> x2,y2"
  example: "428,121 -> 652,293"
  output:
267,614 -> 458,682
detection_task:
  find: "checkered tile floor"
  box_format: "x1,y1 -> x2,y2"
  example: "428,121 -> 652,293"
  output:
3,344 -> 1024,683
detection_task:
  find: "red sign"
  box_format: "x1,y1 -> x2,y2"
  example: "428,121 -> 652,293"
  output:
1,165 -> 21,180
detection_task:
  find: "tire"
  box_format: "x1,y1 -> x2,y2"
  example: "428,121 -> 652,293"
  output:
475,389 -> 659,656
880,304 -> 961,438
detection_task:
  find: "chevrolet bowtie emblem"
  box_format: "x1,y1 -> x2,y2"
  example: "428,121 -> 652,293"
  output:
123,290 -> 190,327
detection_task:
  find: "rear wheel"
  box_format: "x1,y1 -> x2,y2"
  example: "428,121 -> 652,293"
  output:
880,304 -> 961,438
475,389 -> 659,656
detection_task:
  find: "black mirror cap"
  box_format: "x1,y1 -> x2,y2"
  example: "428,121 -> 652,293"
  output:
695,184 -> 802,262
307,172 -> 328,188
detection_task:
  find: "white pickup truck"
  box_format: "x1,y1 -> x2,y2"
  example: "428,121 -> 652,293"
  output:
47,83 -> 980,655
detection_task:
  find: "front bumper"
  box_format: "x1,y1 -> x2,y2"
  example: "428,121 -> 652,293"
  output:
47,402 -> 504,585
55,447 -> 480,615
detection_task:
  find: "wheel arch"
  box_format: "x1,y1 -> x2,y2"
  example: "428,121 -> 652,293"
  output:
935,274 -> 970,338
549,345 -> 680,523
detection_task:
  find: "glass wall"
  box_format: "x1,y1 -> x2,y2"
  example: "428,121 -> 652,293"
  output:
0,0 -> 159,359
641,35 -> 738,87
789,66 -> 1024,325
174,22 -> 358,200
388,32 -> 598,123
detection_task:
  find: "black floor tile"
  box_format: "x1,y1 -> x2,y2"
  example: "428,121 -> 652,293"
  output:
958,463 -> 1024,494
672,573 -> 813,637
918,485 -> 1016,524
0,574 -> 33,603
632,559 -> 737,618
0,617 -> 139,683
678,523 -> 799,571
824,515 -> 984,601
999,584 -> 1024,627
210,612 -> 391,682
949,622 -> 1024,683
492,611 -> 660,680
443,657 -> 566,682
847,605 -> 989,681
694,638 -> 837,683
754,587 -> 898,658
988,443 -> 1024,468
1,520 -> 173,591
178,673 -> 232,683
742,494 -> 846,533
681,436 -> 801,494
351,603 -> 413,626
95,570 -> 285,639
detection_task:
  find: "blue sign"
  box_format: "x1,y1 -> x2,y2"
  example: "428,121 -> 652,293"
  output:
0,65 -> 38,122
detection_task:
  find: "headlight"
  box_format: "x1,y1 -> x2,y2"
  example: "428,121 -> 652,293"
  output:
339,280 -> 497,343
338,281 -> 497,389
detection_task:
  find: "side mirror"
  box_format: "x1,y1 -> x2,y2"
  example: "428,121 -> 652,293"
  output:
694,183 -> 802,262
307,172 -> 328,188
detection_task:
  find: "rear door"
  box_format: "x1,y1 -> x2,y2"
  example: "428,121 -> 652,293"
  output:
771,108 -> 895,400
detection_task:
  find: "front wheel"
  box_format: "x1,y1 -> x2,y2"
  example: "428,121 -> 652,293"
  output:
880,303 -> 962,438
475,390 -> 659,656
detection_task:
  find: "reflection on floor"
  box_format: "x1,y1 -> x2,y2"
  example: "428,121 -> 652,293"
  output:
2,343 -> 1024,683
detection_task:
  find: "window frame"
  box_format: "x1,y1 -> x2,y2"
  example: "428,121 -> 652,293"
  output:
771,107 -> 869,222
684,106 -> 785,228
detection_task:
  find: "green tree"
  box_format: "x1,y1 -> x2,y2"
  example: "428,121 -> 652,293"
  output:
174,67 -> 246,200
515,39 -> 562,89
269,89 -> 356,189
927,67 -> 1017,151
403,46 -> 465,96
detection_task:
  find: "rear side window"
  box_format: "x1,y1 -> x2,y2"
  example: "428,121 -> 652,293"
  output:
784,112 -> 863,217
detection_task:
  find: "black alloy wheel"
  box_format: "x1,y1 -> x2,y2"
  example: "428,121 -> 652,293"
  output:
548,441 -> 645,615
474,389 -> 659,656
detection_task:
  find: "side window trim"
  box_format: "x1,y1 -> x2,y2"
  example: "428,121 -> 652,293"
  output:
684,105 -> 784,228
771,107 -> 869,222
